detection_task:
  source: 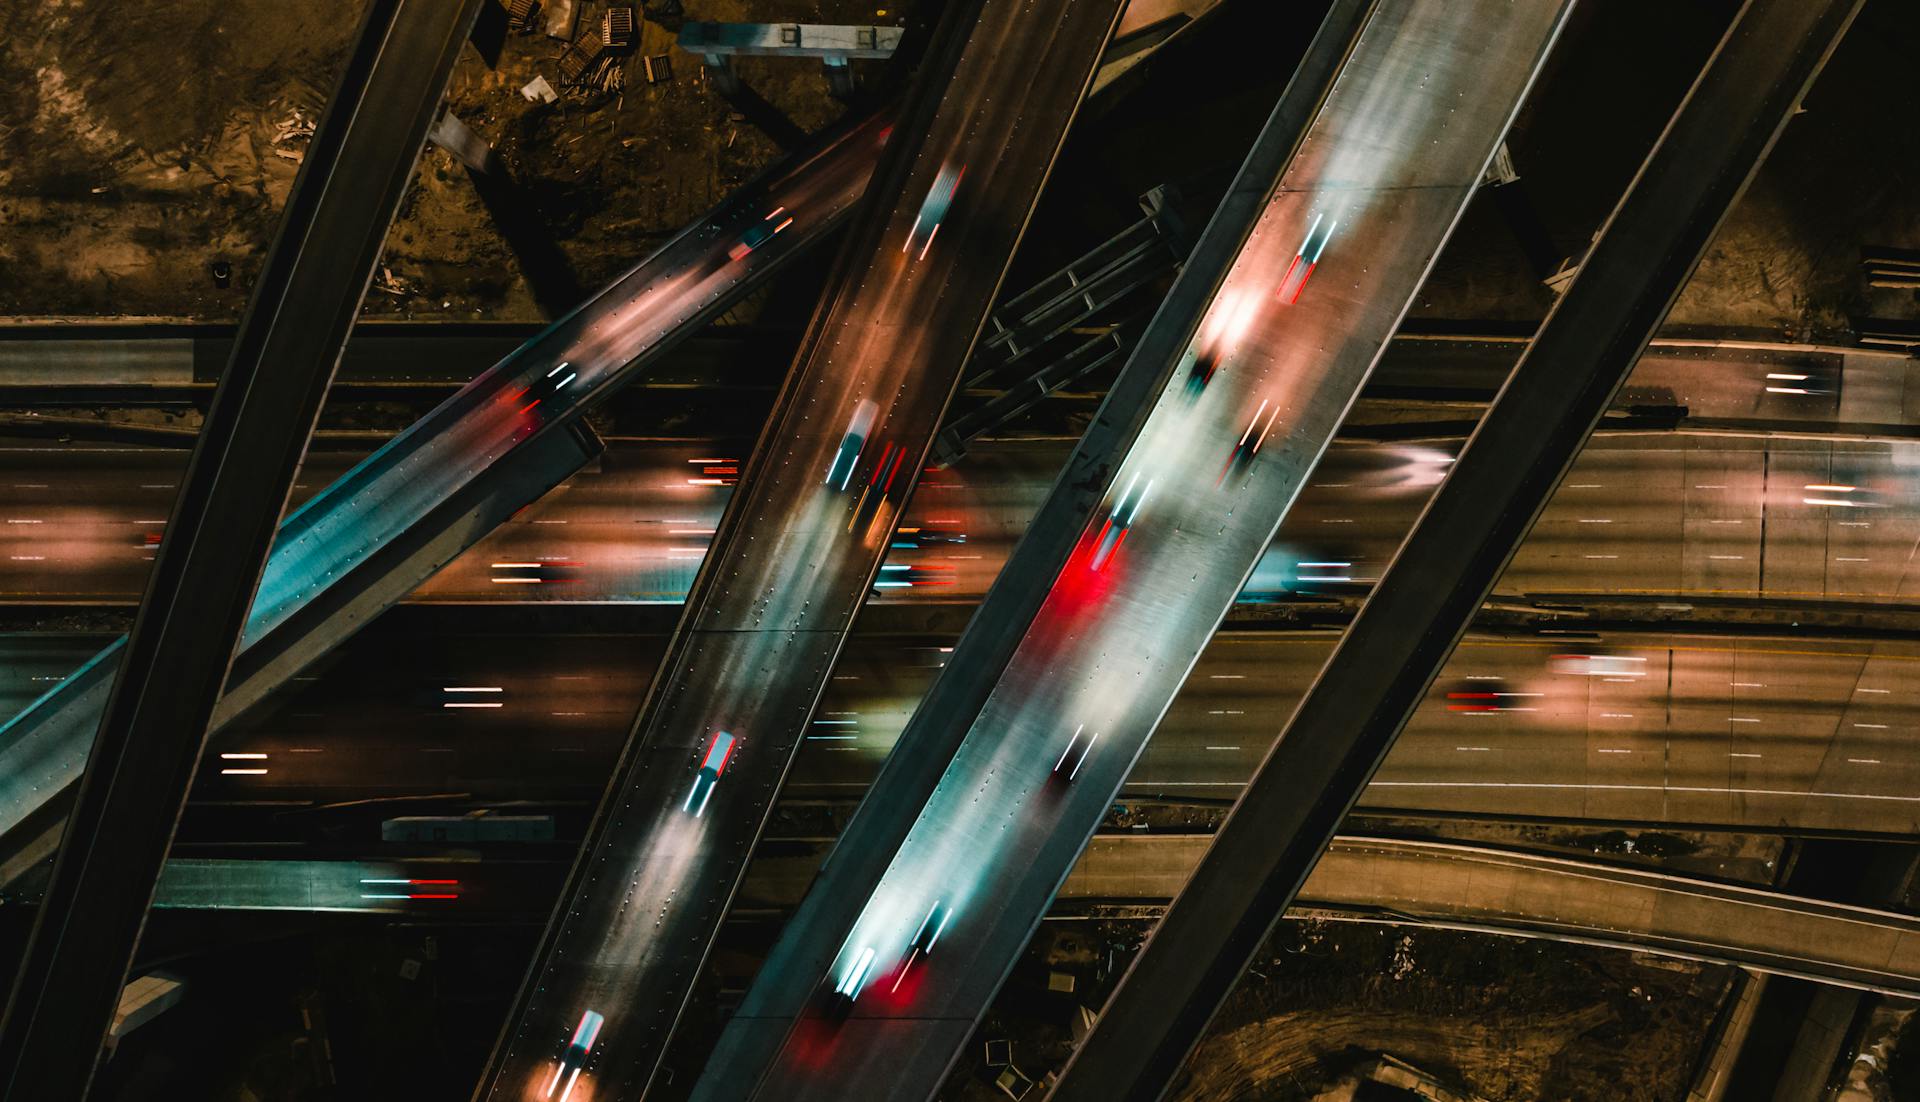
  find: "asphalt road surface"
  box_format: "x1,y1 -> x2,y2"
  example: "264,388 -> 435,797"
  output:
169,621 -> 1920,840
6,429 -> 1917,608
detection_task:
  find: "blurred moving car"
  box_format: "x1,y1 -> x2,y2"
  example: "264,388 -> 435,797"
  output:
1442,676 -> 1540,713
544,1009 -> 604,1102
729,206 -> 794,261
683,730 -> 739,817
1090,473 -> 1152,571
905,164 -> 964,259
1279,211 -> 1336,303
890,900 -> 953,991
826,400 -> 881,490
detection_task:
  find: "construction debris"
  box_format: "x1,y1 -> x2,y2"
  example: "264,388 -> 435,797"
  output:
372,266 -> 412,297
505,0 -> 539,31
602,7 -> 637,51
642,52 -> 672,84
556,28 -> 604,85
572,54 -> 626,94
543,0 -> 579,41
268,103 -> 315,164
519,74 -> 559,103
549,19 -> 635,96
270,107 -> 315,146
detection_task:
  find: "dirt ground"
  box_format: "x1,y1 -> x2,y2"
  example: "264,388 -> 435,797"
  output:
1669,0 -> 1920,336
0,0 -> 881,320
1405,0 -> 1920,341
945,917 -> 1725,1102
0,0 -> 364,316
1168,923 -> 1728,1102
8,1 -> 1920,333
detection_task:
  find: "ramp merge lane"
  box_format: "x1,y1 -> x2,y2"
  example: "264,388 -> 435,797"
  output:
703,3 -> 1576,1099
0,113 -> 892,880
477,0 -> 1127,1098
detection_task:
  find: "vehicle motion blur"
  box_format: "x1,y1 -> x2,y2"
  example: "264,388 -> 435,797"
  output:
544,1009 -> 604,1102
683,731 -> 739,817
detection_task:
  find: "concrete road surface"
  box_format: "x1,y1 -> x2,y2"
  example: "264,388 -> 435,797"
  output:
708,4 -> 1579,1099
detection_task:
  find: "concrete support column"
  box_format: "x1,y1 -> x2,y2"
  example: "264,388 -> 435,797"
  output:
824,54 -> 857,99
428,107 -> 498,174
701,52 -> 745,96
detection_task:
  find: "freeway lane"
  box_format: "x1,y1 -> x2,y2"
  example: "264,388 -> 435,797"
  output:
1129,631 -> 1920,833
479,1 -> 1131,1097
1376,336 -> 1920,428
8,430 -> 1920,608
169,625 -> 1920,838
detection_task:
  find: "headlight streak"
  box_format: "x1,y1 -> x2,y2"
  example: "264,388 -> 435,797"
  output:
835,947 -> 877,999
358,877 -> 460,901
1279,212 -> 1338,303
543,1009 -> 605,1101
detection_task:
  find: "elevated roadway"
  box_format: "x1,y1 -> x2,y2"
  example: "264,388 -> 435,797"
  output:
1087,835 -> 1920,998
0,112 -> 893,881
477,0 -> 1130,1097
1053,1 -> 1872,1092
140,838 -> 1920,1001
0,1 -> 489,1093
699,3 -> 1577,1098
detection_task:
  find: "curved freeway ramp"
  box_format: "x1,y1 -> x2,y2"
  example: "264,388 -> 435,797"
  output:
1065,835 -> 1920,997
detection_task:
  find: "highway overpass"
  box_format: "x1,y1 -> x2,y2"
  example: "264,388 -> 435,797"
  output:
698,2 -> 1578,1097
477,0 -> 1131,1097
0,110 -> 893,886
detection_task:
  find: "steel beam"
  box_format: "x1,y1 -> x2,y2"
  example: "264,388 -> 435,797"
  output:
1047,2 -> 1864,1099
0,1 -> 483,1095
678,21 -> 903,61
